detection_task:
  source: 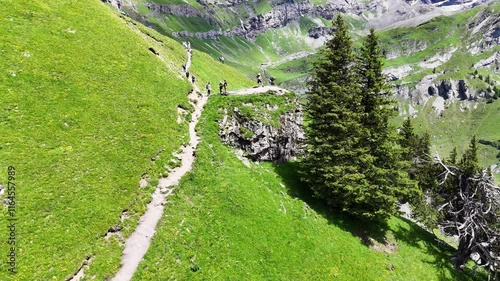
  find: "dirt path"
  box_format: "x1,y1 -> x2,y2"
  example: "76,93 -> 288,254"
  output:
227,85 -> 288,96
112,46 -> 207,281
108,44 -> 286,281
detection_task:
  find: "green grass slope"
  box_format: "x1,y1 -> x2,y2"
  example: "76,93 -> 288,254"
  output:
402,98 -> 500,182
378,3 -> 500,86
0,0 -> 196,279
0,0 -> 255,279
134,94 -> 486,280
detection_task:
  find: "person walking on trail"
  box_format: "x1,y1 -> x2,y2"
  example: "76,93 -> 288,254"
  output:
206,82 -> 212,96
219,81 -> 224,94
192,75 -> 196,84
257,73 -> 262,87
223,80 -> 227,93
186,71 -> 190,78
182,62 -> 186,72
269,76 -> 275,86
219,56 -> 225,64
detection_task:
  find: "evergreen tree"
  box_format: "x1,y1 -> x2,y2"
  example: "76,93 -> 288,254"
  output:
356,28 -> 418,217
459,136 -> 479,177
448,147 -> 458,165
301,14 -> 366,216
302,18 -> 417,219
399,117 -> 416,161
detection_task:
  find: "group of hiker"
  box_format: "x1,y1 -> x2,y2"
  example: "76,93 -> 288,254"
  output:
204,80 -> 228,96
256,73 -> 275,86
180,44 -> 276,96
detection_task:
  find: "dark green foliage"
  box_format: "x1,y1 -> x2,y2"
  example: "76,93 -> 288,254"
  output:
357,29 -> 419,217
411,136 -> 482,229
459,136 -> 480,177
494,86 -> 500,98
449,147 -> 458,165
418,137 -> 500,276
397,118 -> 439,226
399,117 -> 431,161
302,15 -> 364,215
301,18 -> 417,219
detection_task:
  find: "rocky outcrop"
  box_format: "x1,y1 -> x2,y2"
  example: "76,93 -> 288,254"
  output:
393,75 -> 482,116
127,0 -> 496,43
102,0 -> 122,10
467,7 -> 500,54
395,74 -> 476,102
161,1 -> 365,39
473,51 -> 500,73
219,99 -> 305,162
147,4 -> 203,18
307,26 -> 334,39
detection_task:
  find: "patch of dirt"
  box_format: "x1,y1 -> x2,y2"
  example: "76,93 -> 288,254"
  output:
177,106 -> 187,124
368,236 -> 399,254
66,256 -> 92,281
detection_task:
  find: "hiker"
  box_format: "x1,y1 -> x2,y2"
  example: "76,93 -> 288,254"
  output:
219,81 -> 224,94
257,73 -> 262,86
182,62 -> 186,72
191,75 -> 196,84
206,82 -> 212,95
269,76 -> 275,86
186,71 -> 190,78
223,80 -> 227,93
219,56 -> 225,64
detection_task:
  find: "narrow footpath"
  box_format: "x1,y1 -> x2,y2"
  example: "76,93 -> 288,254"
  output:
112,46 -> 208,281
227,85 -> 288,95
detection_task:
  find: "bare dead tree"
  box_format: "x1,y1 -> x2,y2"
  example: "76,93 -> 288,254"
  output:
432,155 -> 500,279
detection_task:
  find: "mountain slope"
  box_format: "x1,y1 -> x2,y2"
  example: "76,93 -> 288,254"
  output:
133,93 -> 487,280
0,0 -> 249,280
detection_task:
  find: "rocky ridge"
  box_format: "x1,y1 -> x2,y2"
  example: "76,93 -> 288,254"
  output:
218,98 -> 305,162
133,0 -> 494,39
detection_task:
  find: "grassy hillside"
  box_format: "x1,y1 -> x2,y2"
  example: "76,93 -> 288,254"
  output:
133,93 -> 487,280
399,98 -> 500,181
378,3 -> 500,86
0,0 -> 227,279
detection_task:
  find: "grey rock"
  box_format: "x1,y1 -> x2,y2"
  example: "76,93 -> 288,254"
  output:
219,99 -> 305,162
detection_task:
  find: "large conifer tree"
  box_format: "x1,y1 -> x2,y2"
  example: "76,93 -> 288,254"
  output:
301,15 -> 365,215
302,18 -> 417,218
355,29 -> 418,217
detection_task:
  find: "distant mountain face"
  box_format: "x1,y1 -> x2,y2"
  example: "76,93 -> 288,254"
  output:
121,0 -> 492,39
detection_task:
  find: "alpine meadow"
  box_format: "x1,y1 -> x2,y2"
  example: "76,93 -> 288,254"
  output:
1,0 -> 499,280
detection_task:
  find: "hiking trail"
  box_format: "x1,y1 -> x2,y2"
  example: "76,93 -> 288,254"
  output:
227,85 -> 288,95
112,45 -> 207,281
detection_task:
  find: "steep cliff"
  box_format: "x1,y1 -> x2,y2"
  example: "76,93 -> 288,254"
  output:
218,96 -> 305,162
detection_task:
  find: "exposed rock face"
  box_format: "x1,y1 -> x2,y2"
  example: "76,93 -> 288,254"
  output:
219,100 -> 305,162
307,26 -> 334,39
393,75 -> 481,116
467,7 -> 500,54
102,0 -> 122,10
436,80 -> 453,99
168,2 -> 362,39
395,74 -> 475,102
147,4 -> 203,18
473,51 -> 500,73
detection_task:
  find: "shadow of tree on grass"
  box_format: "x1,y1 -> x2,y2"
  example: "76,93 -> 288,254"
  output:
272,161 -> 488,281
